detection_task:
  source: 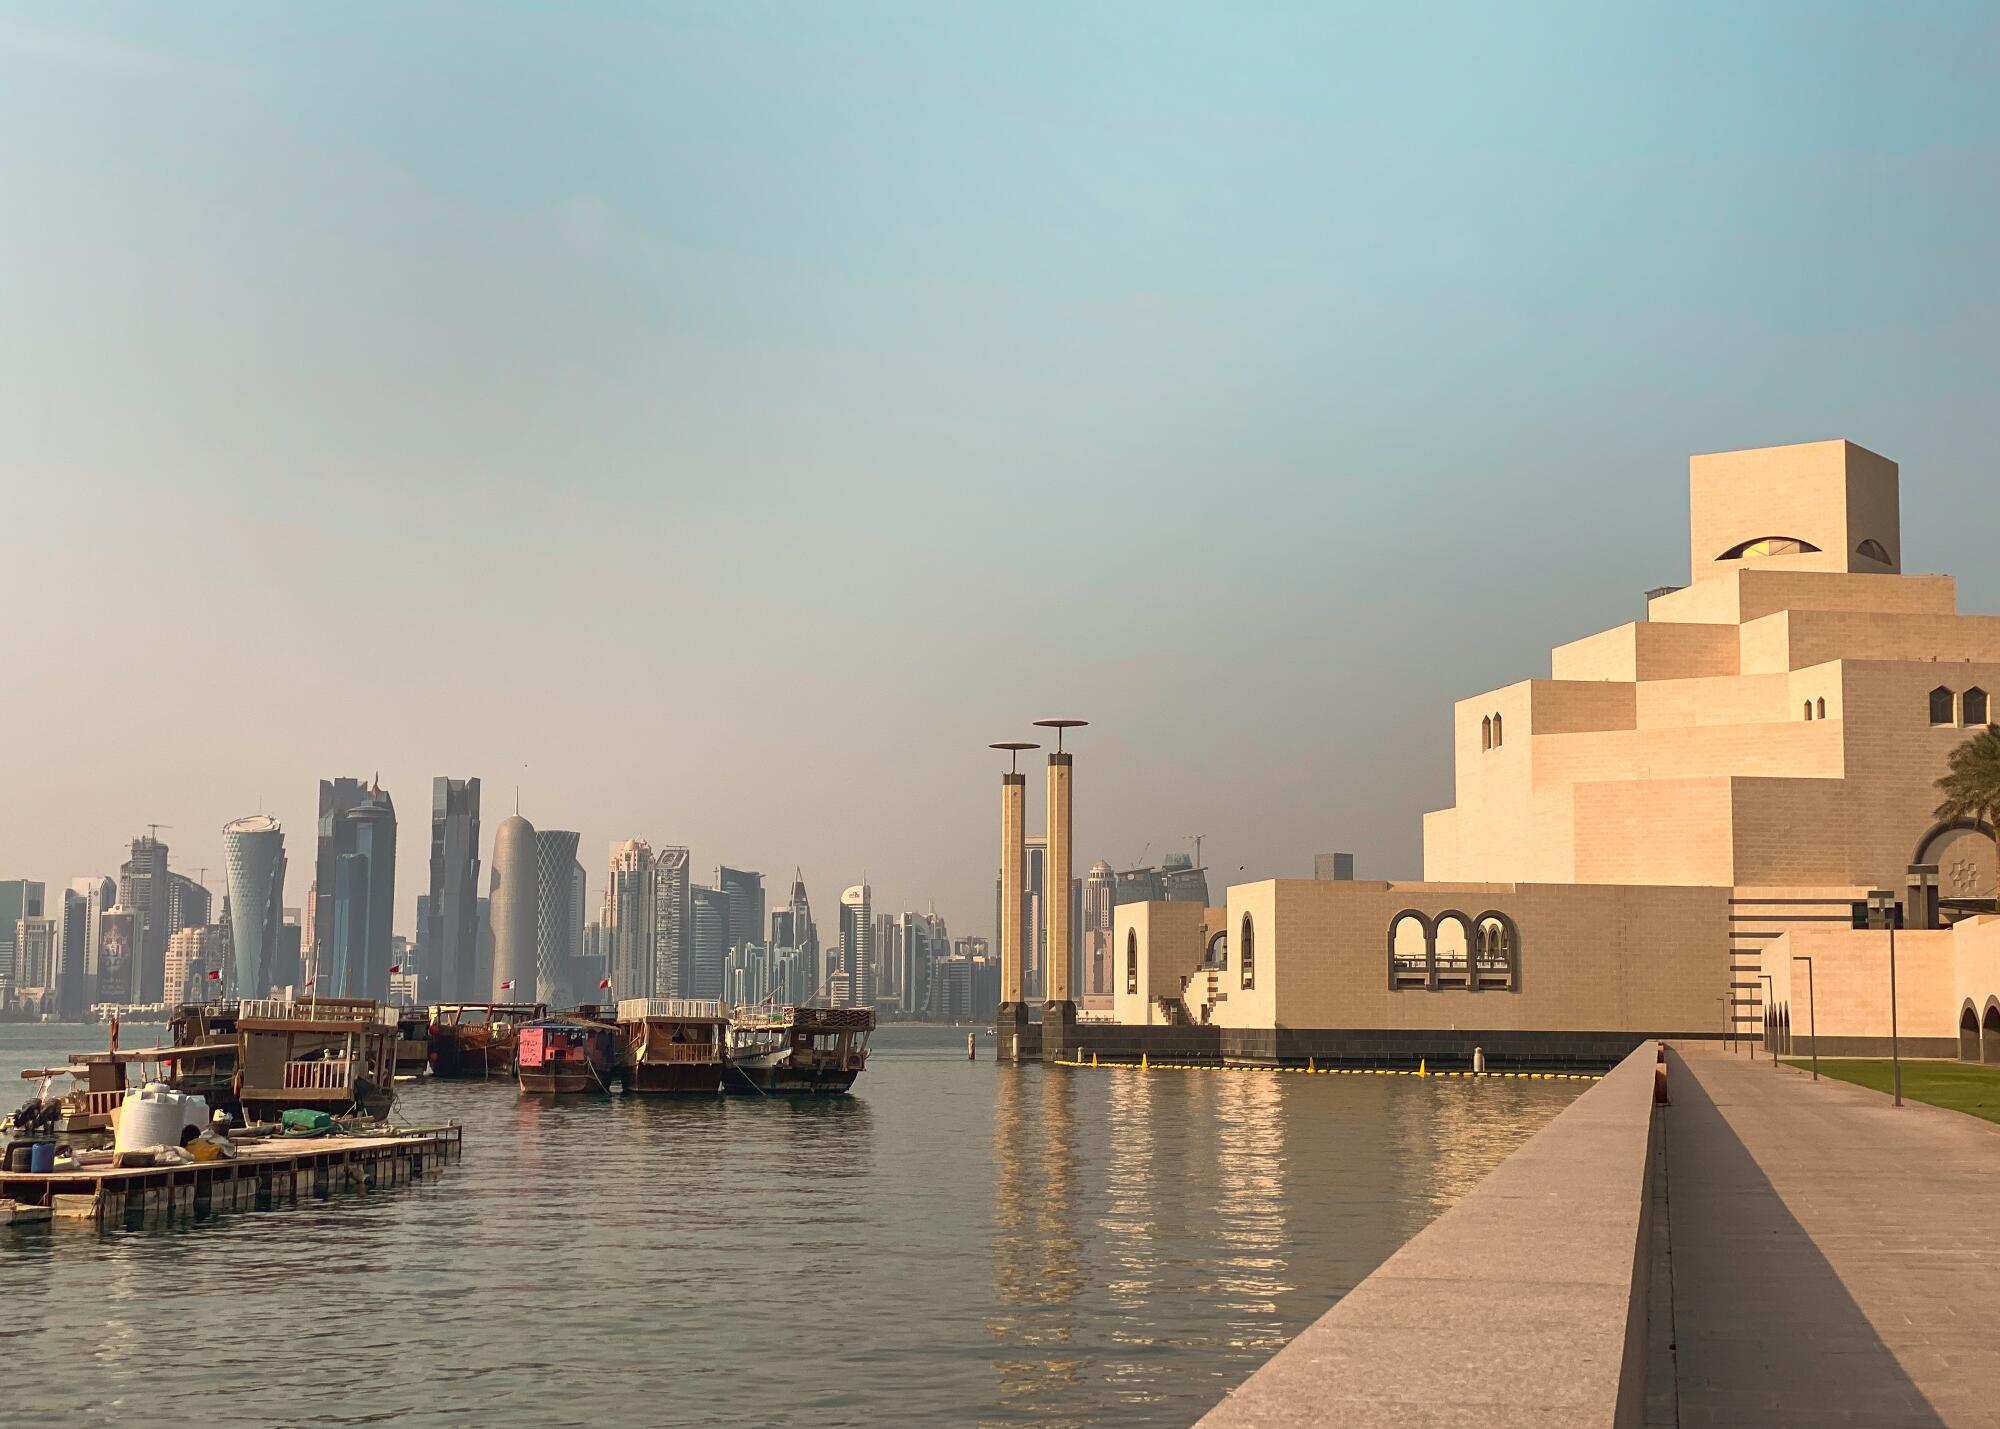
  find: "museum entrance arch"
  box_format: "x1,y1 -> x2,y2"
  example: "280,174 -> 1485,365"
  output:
1962,1003 -> 1982,1062
1912,818 -> 1997,907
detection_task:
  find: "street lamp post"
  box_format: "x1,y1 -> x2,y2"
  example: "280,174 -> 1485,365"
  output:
1760,972 -> 1777,1068
1867,889 -> 1902,1107
1791,955 -> 1817,1081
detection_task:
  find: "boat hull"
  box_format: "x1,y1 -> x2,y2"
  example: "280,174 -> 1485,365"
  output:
723,1059 -> 860,1096
518,1063 -> 608,1095
242,1079 -> 394,1124
428,1028 -> 518,1079
623,1060 -> 724,1094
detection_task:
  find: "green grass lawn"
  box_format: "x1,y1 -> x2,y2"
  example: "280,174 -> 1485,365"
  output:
1781,1057 -> 2000,1125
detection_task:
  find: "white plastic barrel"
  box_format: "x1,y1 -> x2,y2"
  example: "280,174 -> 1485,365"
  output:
113,1083 -> 211,1154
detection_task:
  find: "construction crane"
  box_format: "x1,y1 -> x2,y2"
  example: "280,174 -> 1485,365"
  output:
145,823 -> 173,844
1190,834 -> 1205,870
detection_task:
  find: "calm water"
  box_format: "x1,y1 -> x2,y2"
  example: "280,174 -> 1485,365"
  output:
0,1024 -> 1577,1427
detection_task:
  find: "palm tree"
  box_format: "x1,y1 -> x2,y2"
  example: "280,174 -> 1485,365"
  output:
1934,727 -> 2000,913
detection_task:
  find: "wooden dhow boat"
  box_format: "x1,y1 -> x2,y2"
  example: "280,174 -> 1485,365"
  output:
725,1004 -> 873,1096
233,996 -> 399,1122
516,1015 -> 618,1095
426,1002 -> 546,1079
616,999 -> 728,1094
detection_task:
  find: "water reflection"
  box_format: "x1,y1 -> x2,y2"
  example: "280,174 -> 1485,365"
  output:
1211,1073 -> 1289,1352
0,1027 -> 1581,1429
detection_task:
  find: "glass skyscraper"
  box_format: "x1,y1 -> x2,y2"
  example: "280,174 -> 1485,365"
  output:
426,776 -> 481,1002
316,778 -> 397,1000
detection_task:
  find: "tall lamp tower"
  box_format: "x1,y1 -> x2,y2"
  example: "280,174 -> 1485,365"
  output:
991,741 -> 1038,1062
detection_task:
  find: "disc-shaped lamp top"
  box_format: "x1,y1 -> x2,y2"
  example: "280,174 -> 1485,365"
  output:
1031,718 -> 1088,752
990,740 -> 1040,772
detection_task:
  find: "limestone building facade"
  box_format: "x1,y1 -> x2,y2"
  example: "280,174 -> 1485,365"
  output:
1114,440 -> 1999,1054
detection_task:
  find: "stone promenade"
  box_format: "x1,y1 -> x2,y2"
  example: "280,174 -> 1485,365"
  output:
1665,1045 -> 2000,1427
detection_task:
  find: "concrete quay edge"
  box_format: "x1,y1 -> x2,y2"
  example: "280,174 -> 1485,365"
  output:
1196,1039 -> 1661,1428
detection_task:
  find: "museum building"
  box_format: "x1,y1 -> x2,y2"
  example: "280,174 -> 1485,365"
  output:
1113,439 -> 2000,1061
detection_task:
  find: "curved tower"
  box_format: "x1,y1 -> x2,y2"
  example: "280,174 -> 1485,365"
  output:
489,813 -> 538,1000
222,815 -> 286,998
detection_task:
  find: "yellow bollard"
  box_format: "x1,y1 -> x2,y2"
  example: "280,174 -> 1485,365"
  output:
1419,1057 -> 1427,1077
1141,1051 -> 1148,1070
1091,1052 -> 1098,1067
1308,1056 -> 1316,1073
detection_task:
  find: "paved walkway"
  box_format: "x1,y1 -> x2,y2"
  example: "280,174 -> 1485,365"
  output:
1665,1045 -> 2000,1427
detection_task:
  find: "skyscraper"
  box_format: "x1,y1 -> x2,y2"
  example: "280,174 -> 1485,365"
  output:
119,834 -> 170,1002
1160,851 -> 1210,905
689,884 -> 730,999
166,871 -> 211,938
1083,860 -> 1115,937
782,871 -> 820,1001
57,877 -> 113,1019
222,816 -> 286,998
569,858 -> 589,994
891,909 -> 947,1016
315,777 -> 398,1000
533,827 -> 582,1004
0,880 -> 45,984
603,839 -> 656,1001
276,907 -> 305,991
837,883 -> 874,1009
426,776 -> 482,1002
164,925 -> 229,1003
651,846 -> 691,998
716,866 -> 764,955
1083,858 -> 1117,996
12,916 -> 56,999
489,811 -> 538,999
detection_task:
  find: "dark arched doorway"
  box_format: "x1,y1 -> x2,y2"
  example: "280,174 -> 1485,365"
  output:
1985,1003 -> 2000,1067
1961,1004 -> 1981,1062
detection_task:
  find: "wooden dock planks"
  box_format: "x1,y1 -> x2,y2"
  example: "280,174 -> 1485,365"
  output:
0,1125 -> 462,1230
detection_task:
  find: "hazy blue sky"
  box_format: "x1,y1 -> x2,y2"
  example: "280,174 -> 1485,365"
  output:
4,3 -> 1997,942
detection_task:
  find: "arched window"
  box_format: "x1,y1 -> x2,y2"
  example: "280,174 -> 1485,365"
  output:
1433,914 -> 1471,986
1492,713 -> 1503,747
1389,912 -> 1430,988
1124,930 -> 1138,995
1856,538 -> 1892,566
1203,930 -> 1227,971
1816,697 -> 1826,720
1481,715 -> 1492,751
1931,686 -> 1956,726
1803,701 -> 1813,720
1240,914 -> 1255,990
1474,914 -> 1517,990
1965,688 -> 1990,726
1718,536 -> 1822,560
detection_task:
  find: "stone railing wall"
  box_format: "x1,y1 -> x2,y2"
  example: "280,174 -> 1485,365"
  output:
1199,1039 -> 1662,1427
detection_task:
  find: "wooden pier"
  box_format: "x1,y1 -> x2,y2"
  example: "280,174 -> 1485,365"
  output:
0,1125 -> 461,1231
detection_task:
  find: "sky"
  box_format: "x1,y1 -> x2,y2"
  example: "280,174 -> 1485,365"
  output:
3,3 -> 1998,944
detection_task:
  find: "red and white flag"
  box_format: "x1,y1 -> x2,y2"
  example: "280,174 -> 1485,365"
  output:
388,964 -> 402,974
598,978 -> 611,989
207,969 -> 222,981
500,979 -> 516,991
304,978 -> 315,990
